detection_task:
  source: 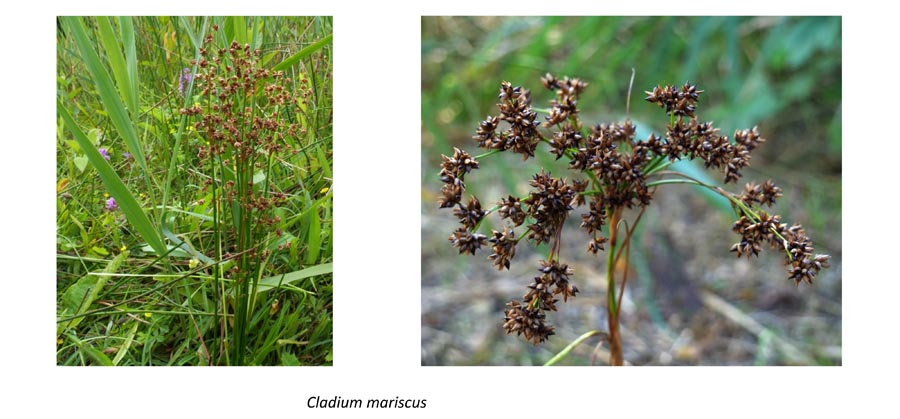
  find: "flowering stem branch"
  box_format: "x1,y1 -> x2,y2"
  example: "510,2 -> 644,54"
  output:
474,149 -> 502,160
648,173 -> 794,261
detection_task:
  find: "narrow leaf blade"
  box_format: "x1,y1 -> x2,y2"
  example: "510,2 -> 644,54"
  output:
305,203 -> 322,265
57,101 -> 166,256
119,16 -> 139,116
62,16 -> 149,178
255,263 -> 333,293
272,34 -> 332,72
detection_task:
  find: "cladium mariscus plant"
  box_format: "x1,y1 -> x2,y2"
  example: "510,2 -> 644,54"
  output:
57,17 -> 333,366
437,73 -> 831,366
181,26 -> 305,365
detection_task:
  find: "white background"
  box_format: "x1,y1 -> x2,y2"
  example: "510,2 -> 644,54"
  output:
1,1 -> 893,417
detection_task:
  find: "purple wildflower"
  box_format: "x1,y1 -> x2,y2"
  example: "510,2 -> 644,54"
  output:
178,68 -> 193,96
99,148 -> 110,161
106,197 -> 117,211
123,152 -> 131,160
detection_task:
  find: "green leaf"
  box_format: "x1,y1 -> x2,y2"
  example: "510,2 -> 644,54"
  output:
251,17 -> 265,51
252,170 -> 266,185
160,216 -> 215,264
283,189 -> 332,230
65,140 -> 81,153
178,16 -> 200,50
229,16 -> 247,45
80,344 -> 114,366
58,101 -> 167,256
272,34 -> 332,72
316,145 -> 331,179
61,17 -> 150,180
119,17 -> 139,117
139,244 -> 192,259
305,203 -> 322,265
73,155 -> 88,173
255,263 -> 332,294
87,128 -> 103,146
112,322 -> 140,366
280,352 -> 301,366
96,17 -> 137,118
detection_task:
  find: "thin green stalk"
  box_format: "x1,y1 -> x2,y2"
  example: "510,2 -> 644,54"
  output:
474,149 -> 502,159
606,214 -> 619,318
648,173 -> 794,260
544,330 -> 605,366
161,16 -> 209,231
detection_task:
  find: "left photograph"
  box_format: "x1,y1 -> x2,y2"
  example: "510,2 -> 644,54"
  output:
56,16 -> 333,366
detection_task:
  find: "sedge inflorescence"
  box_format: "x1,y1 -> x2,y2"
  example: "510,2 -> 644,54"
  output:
178,25 -> 305,363
180,26 -> 299,263
438,74 -> 831,345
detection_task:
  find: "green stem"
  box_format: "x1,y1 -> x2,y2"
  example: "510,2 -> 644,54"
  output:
606,215 -> 618,318
647,173 -> 794,261
544,330 -> 605,366
474,149 -> 502,160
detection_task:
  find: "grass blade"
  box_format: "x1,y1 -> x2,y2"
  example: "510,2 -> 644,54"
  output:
255,263 -> 333,293
112,321 -> 140,365
96,17 -> 135,117
58,100 -> 166,256
229,16 -> 247,45
61,17 -> 150,181
96,16 -> 139,120
305,203 -> 322,265
80,344 -> 114,366
251,17 -> 264,51
178,16 -> 200,50
272,34 -> 332,71
119,17 -> 139,116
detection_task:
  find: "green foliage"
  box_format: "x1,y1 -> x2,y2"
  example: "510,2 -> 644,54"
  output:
56,16 -> 333,366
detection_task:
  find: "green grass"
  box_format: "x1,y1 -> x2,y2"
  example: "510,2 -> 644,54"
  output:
56,16 -> 333,366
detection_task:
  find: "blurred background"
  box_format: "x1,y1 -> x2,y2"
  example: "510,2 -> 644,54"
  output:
421,16 -> 841,366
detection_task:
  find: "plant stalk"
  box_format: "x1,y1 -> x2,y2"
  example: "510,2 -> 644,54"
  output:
606,207 -> 624,366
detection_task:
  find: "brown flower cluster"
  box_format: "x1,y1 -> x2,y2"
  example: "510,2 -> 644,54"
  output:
472,81 -> 543,159
184,30 -> 297,162
731,201 -> 831,285
439,146 -> 488,254
643,85 -> 765,184
645,82 -> 702,117
181,25 -> 301,261
503,260 -> 578,344
438,74 -> 831,344
438,147 -> 478,208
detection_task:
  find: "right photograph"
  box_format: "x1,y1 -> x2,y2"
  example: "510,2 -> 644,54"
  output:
422,16 -> 842,366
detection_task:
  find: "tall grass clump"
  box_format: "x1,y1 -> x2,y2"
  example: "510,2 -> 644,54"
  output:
436,73 -> 830,365
184,25 -> 304,365
56,16 -> 333,366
